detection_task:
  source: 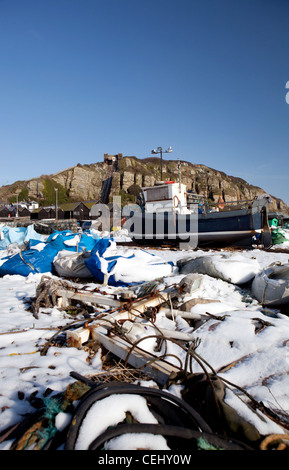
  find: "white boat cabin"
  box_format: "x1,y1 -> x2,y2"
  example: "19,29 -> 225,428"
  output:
142,182 -> 192,214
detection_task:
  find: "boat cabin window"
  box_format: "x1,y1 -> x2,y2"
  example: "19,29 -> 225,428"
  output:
144,186 -> 170,202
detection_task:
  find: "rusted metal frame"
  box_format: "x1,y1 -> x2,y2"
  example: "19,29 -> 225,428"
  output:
65,290 -> 177,346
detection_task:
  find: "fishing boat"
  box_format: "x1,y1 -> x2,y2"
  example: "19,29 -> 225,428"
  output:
123,181 -> 272,248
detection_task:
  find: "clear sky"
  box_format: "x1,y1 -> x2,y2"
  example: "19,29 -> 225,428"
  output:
1,0 -> 289,204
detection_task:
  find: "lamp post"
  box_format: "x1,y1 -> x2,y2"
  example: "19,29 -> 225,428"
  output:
151,146 -> 172,181
55,188 -> 58,221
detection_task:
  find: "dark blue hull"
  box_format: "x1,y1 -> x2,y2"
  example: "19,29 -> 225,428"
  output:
126,204 -> 271,248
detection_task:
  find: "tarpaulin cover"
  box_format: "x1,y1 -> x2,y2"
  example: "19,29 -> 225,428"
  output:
46,231 -> 98,252
0,231 -> 99,277
0,231 -> 174,284
84,238 -> 174,286
0,242 -> 60,276
0,225 -> 44,250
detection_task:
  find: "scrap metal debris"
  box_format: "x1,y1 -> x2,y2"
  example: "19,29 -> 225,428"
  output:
2,261 -> 289,451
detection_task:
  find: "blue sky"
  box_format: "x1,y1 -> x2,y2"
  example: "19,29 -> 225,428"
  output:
1,0 -> 289,204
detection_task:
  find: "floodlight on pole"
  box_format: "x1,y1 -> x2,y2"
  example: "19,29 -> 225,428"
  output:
150,146 -> 172,180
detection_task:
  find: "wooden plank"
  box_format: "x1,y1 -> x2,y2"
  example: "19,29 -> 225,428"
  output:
91,325 -> 180,386
56,288 -> 122,308
121,319 -> 193,342
156,328 -> 193,341
111,291 -> 173,322
160,307 -> 210,320
56,288 -> 174,311
66,326 -> 90,348
66,319 -> 194,349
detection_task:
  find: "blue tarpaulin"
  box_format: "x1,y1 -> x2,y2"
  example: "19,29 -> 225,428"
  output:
0,231 -> 99,277
0,225 -> 44,250
0,231 -> 174,285
84,238 -> 174,286
0,242 -> 61,276
46,231 -> 98,252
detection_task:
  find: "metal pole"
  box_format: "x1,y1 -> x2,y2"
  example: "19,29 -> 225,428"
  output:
160,149 -> 163,181
55,188 -> 58,221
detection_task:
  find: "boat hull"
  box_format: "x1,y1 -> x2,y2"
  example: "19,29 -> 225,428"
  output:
124,204 -> 271,248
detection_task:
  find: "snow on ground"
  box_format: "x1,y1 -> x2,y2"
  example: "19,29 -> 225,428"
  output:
1,232 -> 289,449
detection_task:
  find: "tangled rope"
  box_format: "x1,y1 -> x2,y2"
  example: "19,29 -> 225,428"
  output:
259,433 -> 289,450
32,276 -> 76,319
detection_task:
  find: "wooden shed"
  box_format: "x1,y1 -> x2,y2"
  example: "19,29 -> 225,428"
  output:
0,205 -> 16,218
18,207 -> 31,218
30,207 -> 64,220
59,202 -> 90,221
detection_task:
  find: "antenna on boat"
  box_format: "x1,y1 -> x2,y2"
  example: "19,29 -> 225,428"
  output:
178,159 -> 181,191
